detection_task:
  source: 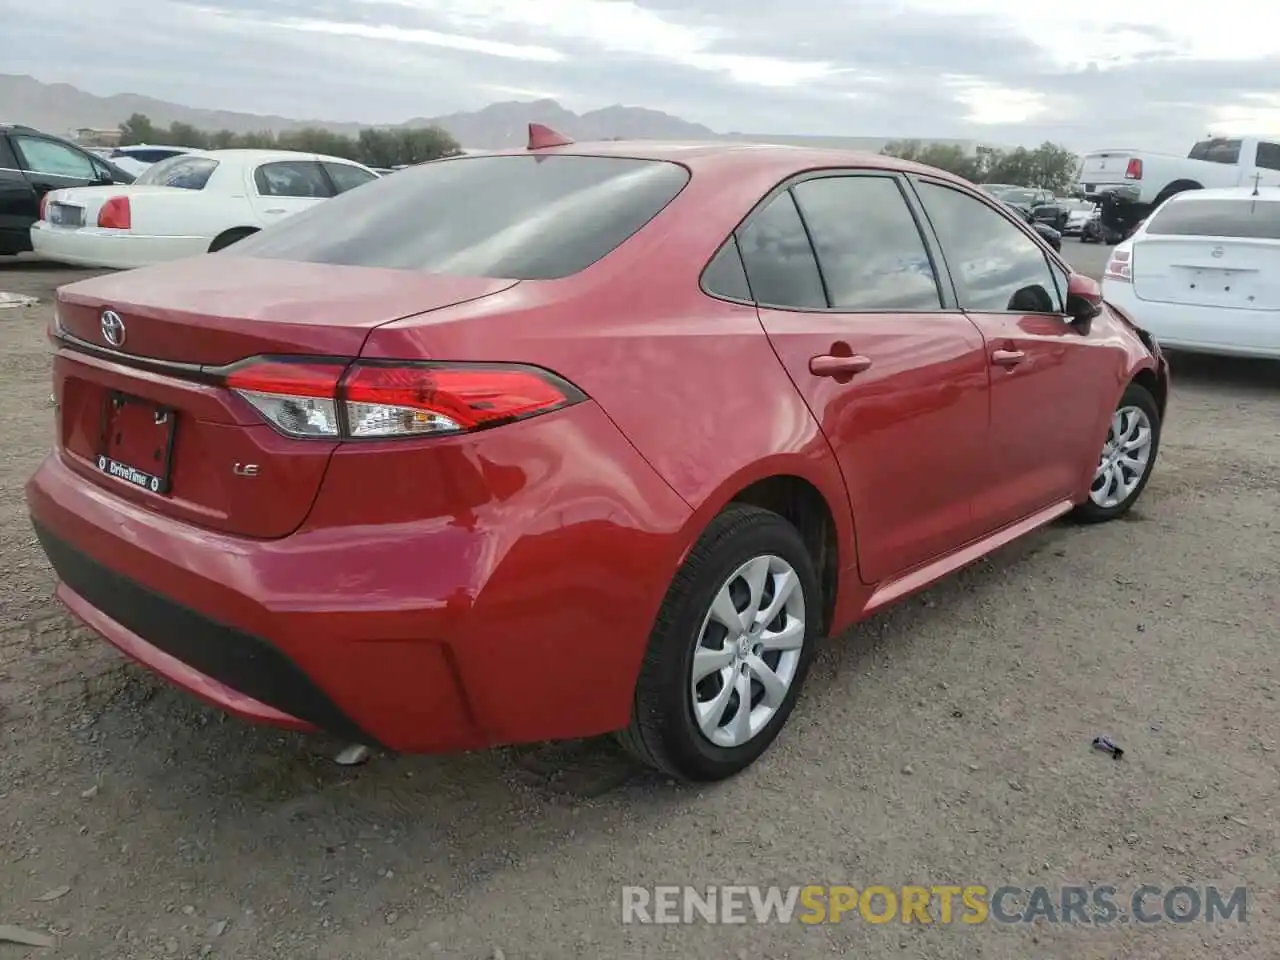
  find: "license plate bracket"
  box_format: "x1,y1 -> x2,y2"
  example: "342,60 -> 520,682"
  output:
96,391 -> 176,494
48,203 -> 85,228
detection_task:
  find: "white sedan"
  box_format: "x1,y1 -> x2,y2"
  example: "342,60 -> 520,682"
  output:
31,148 -> 379,270
1101,186 -> 1280,359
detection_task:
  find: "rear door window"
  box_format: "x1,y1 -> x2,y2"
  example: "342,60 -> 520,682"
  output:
791,175 -> 942,311
1145,198 -> 1280,240
230,154 -> 691,280
736,191 -> 827,309
253,161 -> 334,198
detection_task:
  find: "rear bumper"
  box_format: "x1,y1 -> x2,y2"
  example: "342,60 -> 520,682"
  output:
1079,182 -> 1142,204
1103,280 -> 1280,359
25,401 -> 693,752
31,223 -> 208,270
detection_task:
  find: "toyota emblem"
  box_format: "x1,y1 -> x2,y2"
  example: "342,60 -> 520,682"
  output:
1211,246 -> 1224,259
100,310 -> 126,347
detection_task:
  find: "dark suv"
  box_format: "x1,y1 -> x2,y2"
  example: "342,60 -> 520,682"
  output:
0,123 -> 134,255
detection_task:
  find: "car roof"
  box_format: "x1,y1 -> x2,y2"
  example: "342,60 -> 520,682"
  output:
166,148 -> 373,167
1165,186 -> 1280,202
468,139 -> 975,186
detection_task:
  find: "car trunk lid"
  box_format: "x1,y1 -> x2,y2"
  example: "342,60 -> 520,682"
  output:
52,257 -> 518,538
1132,237 -> 1280,311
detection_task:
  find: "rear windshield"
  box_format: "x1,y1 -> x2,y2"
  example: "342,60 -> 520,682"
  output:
1146,197 -> 1280,240
226,154 -> 691,279
134,155 -> 218,190
1187,138 -> 1242,165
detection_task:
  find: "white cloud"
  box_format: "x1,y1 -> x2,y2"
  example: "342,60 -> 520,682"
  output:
943,77 -> 1048,125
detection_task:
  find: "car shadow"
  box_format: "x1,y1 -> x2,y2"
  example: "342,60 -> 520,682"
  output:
1164,350 -> 1279,393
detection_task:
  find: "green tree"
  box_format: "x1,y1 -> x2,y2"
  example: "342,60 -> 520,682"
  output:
883,138 -> 1080,194
114,114 -> 462,167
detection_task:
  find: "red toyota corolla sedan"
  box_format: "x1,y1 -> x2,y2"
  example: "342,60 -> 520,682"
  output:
26,128 -> 1169,782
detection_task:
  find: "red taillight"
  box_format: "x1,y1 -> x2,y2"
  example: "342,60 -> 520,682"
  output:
39,193 -> 49,222
225,360 -> 347,438
1104,248 -> 1132,283
1125,158 -> 1143,180
97,196 -> 131,230
223,358 -> 583,440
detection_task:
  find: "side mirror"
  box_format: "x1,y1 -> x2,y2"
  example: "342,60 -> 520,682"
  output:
1065,273 -> 1103,322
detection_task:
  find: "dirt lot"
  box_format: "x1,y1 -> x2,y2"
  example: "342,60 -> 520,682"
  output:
1,245 -> 1277,959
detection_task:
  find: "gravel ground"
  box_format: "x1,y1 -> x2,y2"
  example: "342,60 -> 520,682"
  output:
1,242 -> 1277,959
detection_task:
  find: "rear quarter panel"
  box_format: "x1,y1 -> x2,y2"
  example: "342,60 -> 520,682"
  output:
131,190 -> 258,239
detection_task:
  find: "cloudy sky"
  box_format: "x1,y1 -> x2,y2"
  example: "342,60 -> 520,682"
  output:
4,0 -> 1279,151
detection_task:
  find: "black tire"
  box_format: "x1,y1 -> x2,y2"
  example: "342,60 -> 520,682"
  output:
1070,382 -> 1161,524
208,227 -> 258,252
617,504 -> 820,782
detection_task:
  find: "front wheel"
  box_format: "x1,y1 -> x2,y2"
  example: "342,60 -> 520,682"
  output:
617,505 -> 820,782
1070,382 -> 1161,524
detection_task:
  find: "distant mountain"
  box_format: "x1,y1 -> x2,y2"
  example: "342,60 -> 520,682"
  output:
0,73 -> 1005,154
0,74 -> 714,148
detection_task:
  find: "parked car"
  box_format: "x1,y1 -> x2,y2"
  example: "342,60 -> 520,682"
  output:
103,144 -> 199,177
1101,187 -> 1279,359
1061,200 -> 1098,236
1001,200 -> 1063,251
0,122 -> 134,256
993,186 -> 1056,209
30,148 -> 380,269
26,128 -> 1169,782
1078,135 -> 1280,238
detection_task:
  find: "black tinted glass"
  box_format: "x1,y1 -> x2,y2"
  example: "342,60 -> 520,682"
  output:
1188,139 -> 1242,164
1252,142 -> 1280,171
736,192 -> 826,309
792,176 -> 940,310
230,155 -> 689,280
702,237 -> 752,301
254,161 -> 333,198
916,181 -> 1062,314
1146,198 -> 1280,240
323,161 -> 377,193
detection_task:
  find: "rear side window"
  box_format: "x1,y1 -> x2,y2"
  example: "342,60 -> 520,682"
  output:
1188,139 -> 1242,164
702,238 -> 752,301
736,192 -> 827,310
323,161 -> 378,193
135,156 -> 219,190
230,155 -> 691,280
1145,198 -> 1280,240
1255,141 -> 1280,171
791,176 -> 941,310
254,161 -> 334,198
0,137 -> 18,169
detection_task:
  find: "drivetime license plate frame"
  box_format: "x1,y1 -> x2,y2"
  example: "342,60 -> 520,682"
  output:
96,391 -> 177,495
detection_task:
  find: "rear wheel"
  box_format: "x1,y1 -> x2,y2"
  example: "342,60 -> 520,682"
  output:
208,227 -> 258,252
1070,383 -> 1161,524
618,505 -> 820,782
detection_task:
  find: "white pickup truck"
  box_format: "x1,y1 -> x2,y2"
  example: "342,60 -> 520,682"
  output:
1077,135 -> 1280,236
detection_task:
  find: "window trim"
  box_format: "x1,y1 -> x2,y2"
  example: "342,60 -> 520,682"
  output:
906,173 -> 1074,318
698,166 -> 962,314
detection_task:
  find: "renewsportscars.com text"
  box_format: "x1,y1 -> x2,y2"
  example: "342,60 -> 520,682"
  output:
621,884 -> 1247,925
